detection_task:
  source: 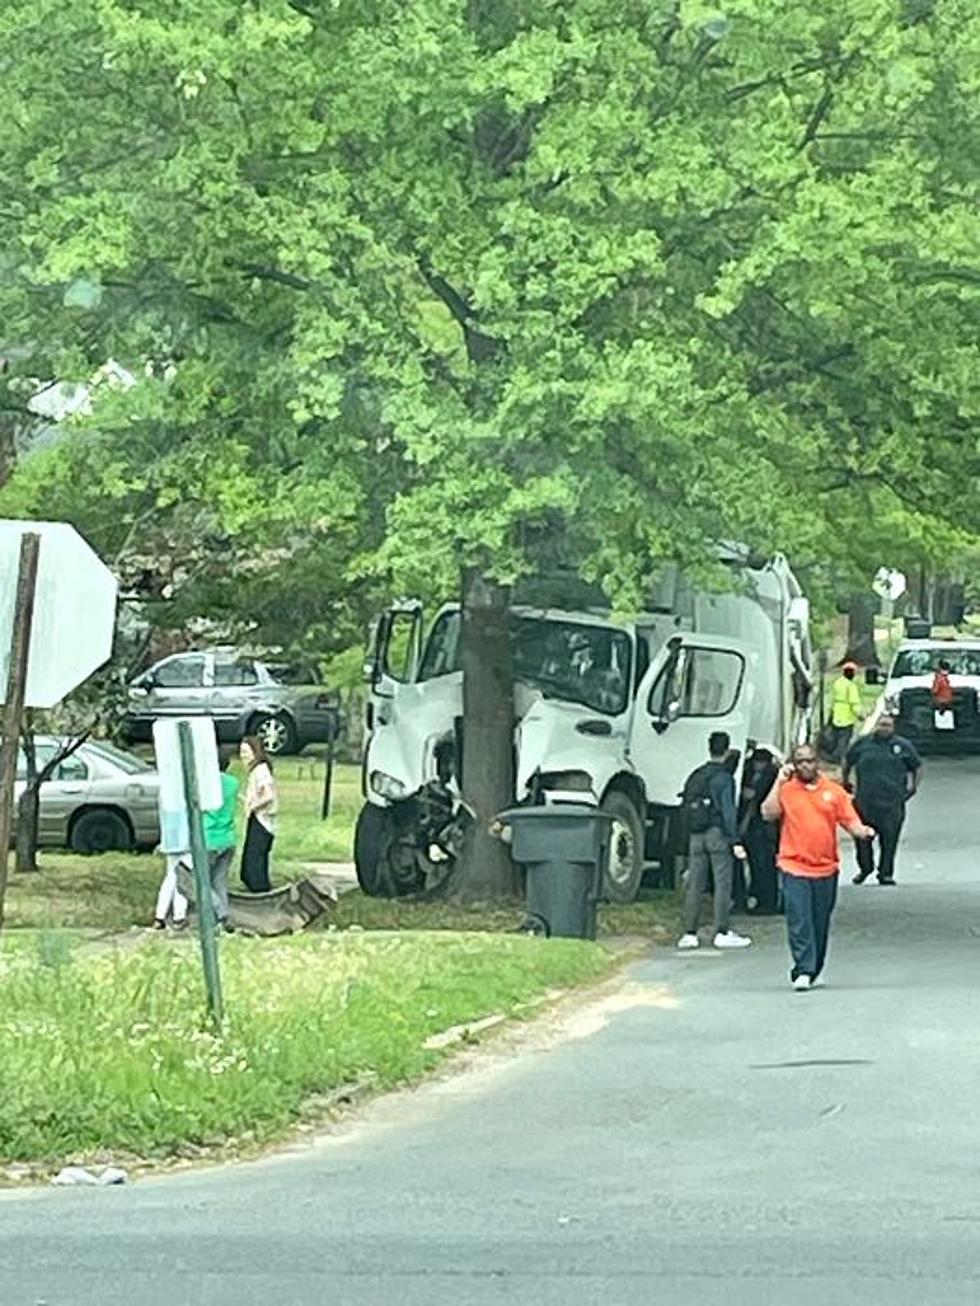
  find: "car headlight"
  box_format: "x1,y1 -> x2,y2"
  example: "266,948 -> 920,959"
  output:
369,770 -> 408,801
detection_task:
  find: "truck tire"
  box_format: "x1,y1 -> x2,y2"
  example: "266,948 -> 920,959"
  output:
354,803 -> 393,897
354,803 -> 426,898
601,789 -> 645,904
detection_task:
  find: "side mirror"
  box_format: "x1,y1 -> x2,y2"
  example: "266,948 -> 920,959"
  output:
362,656 -> 380,687
865,667 -> 882,686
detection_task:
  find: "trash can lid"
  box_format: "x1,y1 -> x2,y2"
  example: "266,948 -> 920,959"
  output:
496,803 -> 614,823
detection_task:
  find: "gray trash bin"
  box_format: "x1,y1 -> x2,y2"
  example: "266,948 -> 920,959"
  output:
497,804 -> 613,940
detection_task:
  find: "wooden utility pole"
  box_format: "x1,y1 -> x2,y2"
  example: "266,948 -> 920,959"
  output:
0,532 -> 41,929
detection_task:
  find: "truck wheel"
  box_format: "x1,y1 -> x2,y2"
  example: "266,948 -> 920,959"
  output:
601,790 -> 645,904
354,804 -> 393,897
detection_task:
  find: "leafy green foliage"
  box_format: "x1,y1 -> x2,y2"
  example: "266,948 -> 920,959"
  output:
0,0 -> 976,628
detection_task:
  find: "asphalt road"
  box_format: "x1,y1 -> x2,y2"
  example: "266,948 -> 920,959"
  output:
3,757 -> 980,1305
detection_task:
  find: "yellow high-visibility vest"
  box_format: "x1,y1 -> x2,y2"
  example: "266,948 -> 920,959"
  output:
831,675 -> 862,727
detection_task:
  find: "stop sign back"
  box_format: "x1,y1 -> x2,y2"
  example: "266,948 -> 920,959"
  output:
0,520 -> 117,708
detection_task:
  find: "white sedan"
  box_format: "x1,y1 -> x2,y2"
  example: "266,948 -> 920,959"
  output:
15,737 -> 160,853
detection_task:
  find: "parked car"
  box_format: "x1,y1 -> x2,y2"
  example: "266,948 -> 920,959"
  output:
881,638 -> 980,751
14,737 -> 160,853
123,649 -> 343,756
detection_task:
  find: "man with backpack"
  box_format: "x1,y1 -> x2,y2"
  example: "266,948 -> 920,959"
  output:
677,732 -> 752,951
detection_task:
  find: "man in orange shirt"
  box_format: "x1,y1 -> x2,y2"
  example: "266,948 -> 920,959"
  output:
762,743 -> 874,991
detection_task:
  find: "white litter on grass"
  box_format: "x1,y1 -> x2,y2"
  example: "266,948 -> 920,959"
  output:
52,1166 -> 128,1187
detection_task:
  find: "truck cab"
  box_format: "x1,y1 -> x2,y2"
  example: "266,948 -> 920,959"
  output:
356,557 -> 811,902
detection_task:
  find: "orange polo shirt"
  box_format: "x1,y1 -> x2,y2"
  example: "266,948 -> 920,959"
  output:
776,776 -> 859,878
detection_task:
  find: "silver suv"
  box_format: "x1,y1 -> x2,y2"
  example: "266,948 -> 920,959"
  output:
124,650 -> 342,756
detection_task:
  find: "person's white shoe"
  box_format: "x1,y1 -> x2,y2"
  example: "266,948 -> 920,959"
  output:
713,930 -> 752,950
793,974 -> 812,992
676,933 -> 701,950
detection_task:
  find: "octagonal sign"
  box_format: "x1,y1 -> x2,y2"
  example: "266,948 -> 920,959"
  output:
0,520 -> 117,709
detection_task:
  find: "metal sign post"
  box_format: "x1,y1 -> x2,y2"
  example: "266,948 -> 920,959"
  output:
0,533 -> 40,929
177,721 -> 224,1028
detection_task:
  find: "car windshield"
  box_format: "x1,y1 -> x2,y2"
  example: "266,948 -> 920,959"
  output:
891,647 -> 980,678
418,611 -> 633,715
86,742 -> 154,774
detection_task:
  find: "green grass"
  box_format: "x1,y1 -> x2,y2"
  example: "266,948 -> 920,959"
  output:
332,888 -> 682,942
3,754 -> 682,941
3,760 -> 362,933
269,758 -> 362,865
0,929 -> 613,1168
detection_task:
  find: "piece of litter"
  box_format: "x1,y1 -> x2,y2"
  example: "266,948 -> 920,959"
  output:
52,1167 -> 99,1187
51,1165 -> 128,1187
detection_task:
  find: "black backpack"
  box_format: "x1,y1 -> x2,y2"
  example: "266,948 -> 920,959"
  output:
681,763 -> 717,835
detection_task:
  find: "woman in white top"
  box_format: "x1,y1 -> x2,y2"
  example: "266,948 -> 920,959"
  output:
239,735 -> 278,893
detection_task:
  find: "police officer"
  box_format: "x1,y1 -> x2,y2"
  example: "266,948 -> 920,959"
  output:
843,715 -> 922,886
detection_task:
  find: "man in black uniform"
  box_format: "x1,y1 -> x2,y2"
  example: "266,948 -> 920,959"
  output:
843,715 -> 922,886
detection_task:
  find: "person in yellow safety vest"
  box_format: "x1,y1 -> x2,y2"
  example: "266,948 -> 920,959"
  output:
830,661 -> 864,763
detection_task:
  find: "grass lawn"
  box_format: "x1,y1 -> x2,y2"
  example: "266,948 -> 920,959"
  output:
0,929 -> 614,1171
3,753 -> 682,940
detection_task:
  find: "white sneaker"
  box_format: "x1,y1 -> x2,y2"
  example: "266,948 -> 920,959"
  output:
676,933 -> 701,950
793,974 -> 812,992
713,930 -> 752,950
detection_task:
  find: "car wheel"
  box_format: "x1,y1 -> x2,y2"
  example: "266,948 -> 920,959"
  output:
600,789 -> 645,904
70,809 -> 134,856
251,713 -> 299,757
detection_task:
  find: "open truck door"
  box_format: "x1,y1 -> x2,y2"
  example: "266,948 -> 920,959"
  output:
364,600 -> 424,700
628,632 -> 754,810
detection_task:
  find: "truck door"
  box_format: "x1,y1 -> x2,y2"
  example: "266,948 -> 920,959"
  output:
365,601 -> 423,701
628,634 -> 753,807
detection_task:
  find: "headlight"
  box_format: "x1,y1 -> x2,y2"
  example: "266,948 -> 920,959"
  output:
369,770 -> 408,801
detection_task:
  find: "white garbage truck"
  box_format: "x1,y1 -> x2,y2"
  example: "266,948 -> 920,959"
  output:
355,551 -> 813,902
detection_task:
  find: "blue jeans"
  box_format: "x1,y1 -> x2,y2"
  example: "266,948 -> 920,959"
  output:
780,871 -> 839,980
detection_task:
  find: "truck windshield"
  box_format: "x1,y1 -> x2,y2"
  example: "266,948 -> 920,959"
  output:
419,611 -> 632,715
891,647 -> 980,677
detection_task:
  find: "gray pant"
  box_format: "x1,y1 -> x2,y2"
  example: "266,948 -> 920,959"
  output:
684,827 -> 733,935
209,847 -> 234,922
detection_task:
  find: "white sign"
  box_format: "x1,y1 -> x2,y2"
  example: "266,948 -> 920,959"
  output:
153,718 -> 223,854
0,520 -> 118,708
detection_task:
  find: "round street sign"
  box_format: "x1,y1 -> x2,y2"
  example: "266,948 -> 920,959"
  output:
0,520 -> 117,709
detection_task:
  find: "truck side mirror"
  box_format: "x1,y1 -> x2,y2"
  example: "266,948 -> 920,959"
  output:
865,667 -> 882,687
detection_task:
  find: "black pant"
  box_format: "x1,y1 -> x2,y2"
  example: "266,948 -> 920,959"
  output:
855,798 -> 905,882
745,819 -> 779,912
833,724 -> 853,763
241,814 -> 273,893
781,871 -> 838,981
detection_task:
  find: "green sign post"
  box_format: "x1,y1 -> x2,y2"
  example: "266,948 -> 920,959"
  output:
177,720 -> 224,1027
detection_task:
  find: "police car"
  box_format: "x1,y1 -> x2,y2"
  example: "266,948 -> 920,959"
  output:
881,639 -> 980,751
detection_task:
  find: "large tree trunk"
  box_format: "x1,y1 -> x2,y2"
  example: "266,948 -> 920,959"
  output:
453,568 -> 518,901
844,592 -> 880,667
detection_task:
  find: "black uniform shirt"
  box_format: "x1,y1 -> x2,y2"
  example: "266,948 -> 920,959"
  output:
846,734 -> 921,807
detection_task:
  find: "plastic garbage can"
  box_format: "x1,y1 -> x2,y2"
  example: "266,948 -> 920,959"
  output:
904,615 -> 931,639
496,803 -> 613,940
